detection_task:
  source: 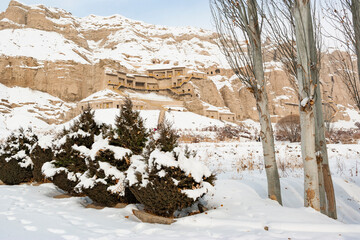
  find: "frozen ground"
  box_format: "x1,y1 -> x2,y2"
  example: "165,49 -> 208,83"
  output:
1,142 -> 360,240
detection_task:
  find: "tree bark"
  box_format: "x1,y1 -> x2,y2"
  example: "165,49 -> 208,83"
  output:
314,82 -> 337,218
310,12 -> 327,216
248,0 -> 282,204
211,0 -> 282,205
352,0 -> 360,92
293,0 -> 320,211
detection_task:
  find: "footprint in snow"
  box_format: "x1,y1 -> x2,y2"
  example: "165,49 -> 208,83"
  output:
62,235 -> 80,240
24,225 -> 37,231
47,228 -> 66,234
7,216 -> 16,221
20,219 -> 32,225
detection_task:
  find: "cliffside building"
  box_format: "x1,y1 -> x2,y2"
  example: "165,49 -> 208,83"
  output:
106,66 -> 206,95
85,66 -> 237,123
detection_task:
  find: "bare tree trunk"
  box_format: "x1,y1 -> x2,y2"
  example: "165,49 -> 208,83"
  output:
211,0 -> 282,204
352,0 -> 360,88
256,92 -> 282,203
314,85 -> 337,218
293,0 -> 320,211
248,0 -> 282,204
310,12 -> 326,216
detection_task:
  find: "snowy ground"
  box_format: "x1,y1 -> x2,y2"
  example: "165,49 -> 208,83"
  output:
1,141 -> 360,240
1,85 -> 360,239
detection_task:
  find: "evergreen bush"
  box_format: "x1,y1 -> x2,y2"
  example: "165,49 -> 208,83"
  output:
111,97 -> 148,155
128,122 -> 215,217
0,128 -> 38,185
75,139 -> 138,206
30,135 -> 54,183
43,105 -> 140,206
42,106 -> 103,195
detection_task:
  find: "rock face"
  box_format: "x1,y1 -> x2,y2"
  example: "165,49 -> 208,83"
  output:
0,56 -> 121,102
0,0 -> 357,122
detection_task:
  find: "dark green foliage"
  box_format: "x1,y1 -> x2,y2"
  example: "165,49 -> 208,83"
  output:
82,181 -> 137,207
130,162 -> 215,217
53,106 -> 101,172
94,149 -> 131,172
53,145 -> 88,173
184,145 -> 197,159
130,122 -> 215,217
50,106 -> 104,194
156,120 -> 179,152
142,119 -> 179,159
81,149 -> 138,206
0,159 -> 33,185
70,105 -> 101,136
31,144 -> 54,183
0,128 -> 37,185
51,171 -> 80,195
111,97 -> 148,155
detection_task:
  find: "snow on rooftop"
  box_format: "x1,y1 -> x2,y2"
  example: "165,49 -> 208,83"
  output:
164,111 -> 231,130
202,101 -> 233,114
146,64 -> 185,71
80,89 -> 124,103
188,69 -> 206,74
123,91 -> 174,102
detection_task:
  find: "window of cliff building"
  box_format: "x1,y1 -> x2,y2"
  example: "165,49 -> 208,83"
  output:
215,69 -> 220,74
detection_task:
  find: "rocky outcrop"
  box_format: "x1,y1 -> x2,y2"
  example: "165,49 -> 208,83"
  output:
191,79 -> 225,107
0,56 -> 122,101
0,0 -> 88,49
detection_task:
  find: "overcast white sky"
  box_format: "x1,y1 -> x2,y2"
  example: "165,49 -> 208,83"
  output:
0,0 -> 215,30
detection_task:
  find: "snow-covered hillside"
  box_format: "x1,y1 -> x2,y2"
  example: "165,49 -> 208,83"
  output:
0,28 -> 92,64
0,83 -> 74,139
0,1 -> 228,71
0,84 -> 235,141
82,14 -> 229,71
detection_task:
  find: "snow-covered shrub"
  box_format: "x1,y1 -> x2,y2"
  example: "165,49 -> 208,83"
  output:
128,148 -> 215,217
0,128 -> 37,185
30,135 -> 55,183
42,106 -> 104,195
110,97 -> 149,155
155,120 -> 179,152
143,119 -> 178,159
74,135 -> 138,206
43,106 -> 138,206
